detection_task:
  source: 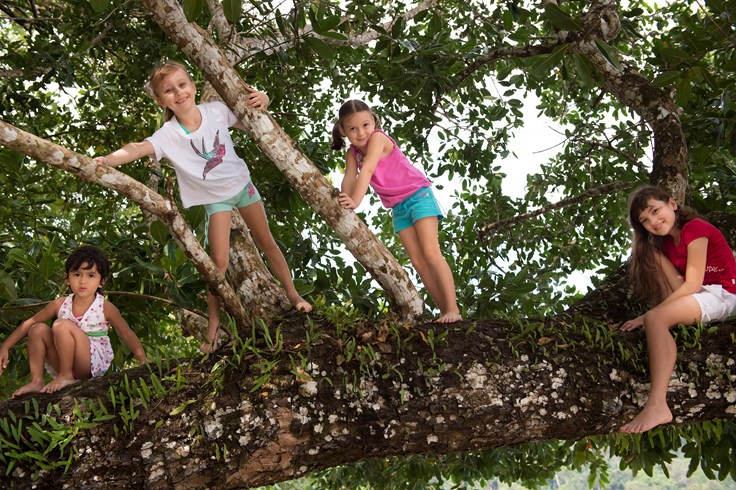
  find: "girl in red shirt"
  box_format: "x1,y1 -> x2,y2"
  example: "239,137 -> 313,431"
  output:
620,185 -> 736,432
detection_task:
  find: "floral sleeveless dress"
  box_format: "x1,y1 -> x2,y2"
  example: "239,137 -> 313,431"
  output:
48,293 -> 115,378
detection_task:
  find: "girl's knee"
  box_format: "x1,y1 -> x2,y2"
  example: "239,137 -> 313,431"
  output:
27,323 -> 51,340
52,318 -> 75,331
255,234 -> 279,255
211,253 -> 230,271
410,257 -> 429,277
642,310 -> 670,332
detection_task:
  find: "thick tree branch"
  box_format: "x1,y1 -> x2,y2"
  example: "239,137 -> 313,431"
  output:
1,313 -> 735,488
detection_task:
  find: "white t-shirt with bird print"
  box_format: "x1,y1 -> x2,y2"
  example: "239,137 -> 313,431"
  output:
146,101 -> 251,208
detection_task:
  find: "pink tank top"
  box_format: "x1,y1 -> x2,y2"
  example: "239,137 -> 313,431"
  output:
351,130 -> 431,208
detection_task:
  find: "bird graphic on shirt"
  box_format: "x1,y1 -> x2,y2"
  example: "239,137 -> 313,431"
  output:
190,130 -> 226,179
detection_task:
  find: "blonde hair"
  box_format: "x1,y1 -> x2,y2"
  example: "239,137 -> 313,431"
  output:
627,185 -> 700,305
145,60 -> 195,122
331,99 -> 381,151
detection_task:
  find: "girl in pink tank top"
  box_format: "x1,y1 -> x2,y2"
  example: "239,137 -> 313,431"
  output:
332,100 -> 462,323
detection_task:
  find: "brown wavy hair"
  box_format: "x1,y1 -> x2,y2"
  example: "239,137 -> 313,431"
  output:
145,60 -> 195,122
330,99 -> 381,151
628,185 -> 700,305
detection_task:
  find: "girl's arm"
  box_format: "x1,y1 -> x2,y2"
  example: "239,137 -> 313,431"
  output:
339,132 -> 392,209
97,141 -> 155,167
0,299 -> 62,375
104,302 -> 148,364
621,238 -> 708,331
340,150 -> 358,195
658,237 -> 708,306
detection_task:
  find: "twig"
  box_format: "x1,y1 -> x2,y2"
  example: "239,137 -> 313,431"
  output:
479,180 -> 633,237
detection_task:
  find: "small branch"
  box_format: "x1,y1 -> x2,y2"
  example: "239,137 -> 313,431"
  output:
206,0 -> 441,65
479,180 -> 634,237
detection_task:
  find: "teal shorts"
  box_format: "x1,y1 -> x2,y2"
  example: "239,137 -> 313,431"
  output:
204,181 -> 261,217
392,186 -> 444,233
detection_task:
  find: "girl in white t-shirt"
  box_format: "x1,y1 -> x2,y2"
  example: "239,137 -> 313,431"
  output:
97,61 -> 311,353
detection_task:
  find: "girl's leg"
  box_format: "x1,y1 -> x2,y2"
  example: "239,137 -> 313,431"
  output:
238,202 -> 312,312
398,224 -> 444,310
202,211 -> 233,353
620,296 -> 701,433
398,217 -> 461,323
43,319 -> 91,393
655,251 -> 685,301
12,323 -> 56,397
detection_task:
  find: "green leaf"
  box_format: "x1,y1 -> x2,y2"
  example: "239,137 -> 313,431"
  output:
222,0 -> 242,24
304,37 -> 333,59
544,3 -> 584,31
88,0 -> 111,13
38,253 -> 58,281
652,70 -> 682,88
502,9 -> 514,30
696,66 -> 718,89
318,15 -> 341,32
594,39 -> 622,70
573,54 -> 596,88
321,31 -> 349,41
182,0 -> 205,23
530,45 -> 569,78
675,76 -> 692,107
0,271 -> 16,301
170,399 -> 197,416
7,248 -> 39,271
660,47 -> 693,66
150,220 -> 170,246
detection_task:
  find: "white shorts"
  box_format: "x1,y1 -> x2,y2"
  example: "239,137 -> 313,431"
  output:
692,285 -> 736,323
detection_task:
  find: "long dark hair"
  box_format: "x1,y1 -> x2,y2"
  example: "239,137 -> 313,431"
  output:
330,99 -> 381,151
146,60 -> 195,122
628,185 -> 700,305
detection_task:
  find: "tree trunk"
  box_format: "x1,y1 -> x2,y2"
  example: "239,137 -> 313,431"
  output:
573,0 -> 689,199
1,306 -> 734,488
142,0 -> 424,320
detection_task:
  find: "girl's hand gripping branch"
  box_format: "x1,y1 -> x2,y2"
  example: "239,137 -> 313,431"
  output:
244,87 -> 269,110
338,193 -> 358,209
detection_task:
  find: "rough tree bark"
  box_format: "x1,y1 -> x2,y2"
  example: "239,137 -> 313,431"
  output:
142,0 -> 424,320
0,300 -> 734,488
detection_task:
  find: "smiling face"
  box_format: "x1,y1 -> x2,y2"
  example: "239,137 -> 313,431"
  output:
638,197 -> 679,237
153,68 -> 197,115
66,262 -> 104,299
341,111 -> 377,150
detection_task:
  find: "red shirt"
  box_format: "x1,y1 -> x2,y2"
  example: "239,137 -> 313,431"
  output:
661,218 -> 736,293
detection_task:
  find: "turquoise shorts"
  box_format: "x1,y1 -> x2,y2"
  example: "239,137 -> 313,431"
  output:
392,186 -> 444,233
204,181 -> 261,217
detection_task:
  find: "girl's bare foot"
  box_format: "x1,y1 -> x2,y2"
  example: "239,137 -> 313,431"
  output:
620,402 -> 673,433
288,292 -> 312,313
436,311 -> 462,324
42,376 -> 79,394
12,380 -> 45,398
